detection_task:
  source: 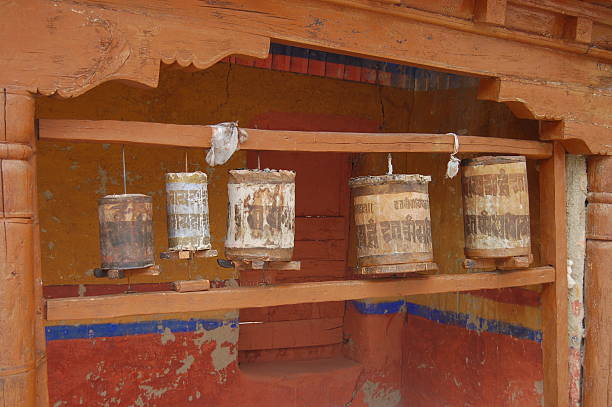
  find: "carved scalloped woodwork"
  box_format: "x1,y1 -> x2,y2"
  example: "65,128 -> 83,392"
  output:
0,1 -> 270,97
478,78 -> 612,155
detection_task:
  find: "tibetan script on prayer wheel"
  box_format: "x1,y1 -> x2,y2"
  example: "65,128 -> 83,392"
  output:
350,174 -> 435,274
461,156 -> 531,258
165,172 -> 211,251
225,169 -> 295,261
98,194 -> 154,270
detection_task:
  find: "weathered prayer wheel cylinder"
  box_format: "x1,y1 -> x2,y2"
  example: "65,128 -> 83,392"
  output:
350,174 -> 434,271
165,172 -> 211,251
98,194 -> 154,270
225,169 -> 295,261
461,156 -> 531,258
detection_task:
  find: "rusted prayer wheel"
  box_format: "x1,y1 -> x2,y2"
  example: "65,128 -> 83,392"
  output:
350,174 -> 435,274
225,169 -> 295,261
165,172 -> 211,251
461,156 -> 530,258
98,194 -> 154,270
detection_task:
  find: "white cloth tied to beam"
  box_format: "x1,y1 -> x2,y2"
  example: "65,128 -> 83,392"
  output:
205,122 -> 249,166
445,132 -> 460,179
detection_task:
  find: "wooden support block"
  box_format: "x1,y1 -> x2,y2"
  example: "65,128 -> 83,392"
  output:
160,249 -> 218,260
106,270 -> 125,280
173,279 -> 211,293
99,265 -> 160,279
564,16 -> 593,44
130,264 -> 160,277
474,0 -> 507,25
357,262 -> 438,276
463,254 -> 533,270
234,260 -> 301,271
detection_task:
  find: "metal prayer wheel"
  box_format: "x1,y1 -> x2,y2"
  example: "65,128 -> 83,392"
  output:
461,156 -> 531,258
350,174 -> 435,273
165,172 -> 211,251
225,169 -> 295,261
98,194 -> 154,270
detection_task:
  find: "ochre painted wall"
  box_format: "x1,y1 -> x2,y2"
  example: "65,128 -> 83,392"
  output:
38,60 -> 545,406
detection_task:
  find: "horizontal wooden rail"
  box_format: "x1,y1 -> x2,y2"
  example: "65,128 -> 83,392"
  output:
46,267 -> 554,321
38,119 -> 552,158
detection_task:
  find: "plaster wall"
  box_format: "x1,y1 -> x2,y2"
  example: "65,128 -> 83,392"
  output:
566,155 -> 587,407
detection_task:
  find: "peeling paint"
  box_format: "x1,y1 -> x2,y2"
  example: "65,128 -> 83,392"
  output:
138,384 -> 169,399
160,327 -> 175,345
361,380 -> 401,407
175,354 -> 195,375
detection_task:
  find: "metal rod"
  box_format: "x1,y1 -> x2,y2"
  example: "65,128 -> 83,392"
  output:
122,145 -> 127,194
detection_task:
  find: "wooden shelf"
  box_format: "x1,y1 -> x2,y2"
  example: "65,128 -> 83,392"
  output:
38,119 -> 552,158
46,267 -> 554,321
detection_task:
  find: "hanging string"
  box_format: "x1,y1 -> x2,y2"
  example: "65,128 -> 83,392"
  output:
185,150 -> 189,173
387,153 -> 393,175
121,145 -> 127,194
257,152 -> 261,170
445,133 -> 460,179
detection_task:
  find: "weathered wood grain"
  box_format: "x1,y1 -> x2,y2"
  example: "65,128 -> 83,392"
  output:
539,143 -> 569,407
0,92 -> 37,407
46,267 -> 554,321
38,119 -> 554,158
583,240 -> 611,407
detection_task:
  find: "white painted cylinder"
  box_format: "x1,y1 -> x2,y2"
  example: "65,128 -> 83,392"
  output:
225,169 -> 295,261
165,171 -> 211,251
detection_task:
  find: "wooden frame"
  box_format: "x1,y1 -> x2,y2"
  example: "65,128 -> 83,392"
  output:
3,0 -> 602,403
46,267 -> 554,321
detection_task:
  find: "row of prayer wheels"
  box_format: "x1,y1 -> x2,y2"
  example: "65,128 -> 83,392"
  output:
96,155 -> 530,276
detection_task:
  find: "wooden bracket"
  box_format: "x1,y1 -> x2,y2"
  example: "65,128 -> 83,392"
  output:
232,260 -> 301,271
95,264 -> 161,280
160,249 -> 218,260
357,261 -> 438,277
173,279 -> 211,293
463,254 -> 533,271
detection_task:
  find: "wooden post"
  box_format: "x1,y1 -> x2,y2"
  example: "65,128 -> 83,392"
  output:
539,142 -> 569,407
0,90 -> 46,406
583,156 -> 612,407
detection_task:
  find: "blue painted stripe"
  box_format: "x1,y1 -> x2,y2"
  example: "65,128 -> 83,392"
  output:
351,300 -> 406,315
47,302 -> 540,343
352,300 -> 542,343
46,318 -> 238,342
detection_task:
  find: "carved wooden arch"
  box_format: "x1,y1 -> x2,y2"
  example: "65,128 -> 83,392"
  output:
2,0 -> 609,154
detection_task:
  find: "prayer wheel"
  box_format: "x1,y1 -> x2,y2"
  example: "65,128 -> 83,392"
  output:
461,156 -> 530,258
350,174 -> 435,273
165,172 -> 211,251
98,194 -> 154,270
225,169 -> 295,261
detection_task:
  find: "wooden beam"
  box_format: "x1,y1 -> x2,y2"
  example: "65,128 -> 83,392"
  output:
539,142 -> 569,407
38,119 -> 553,158
46,267 -> 554,321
